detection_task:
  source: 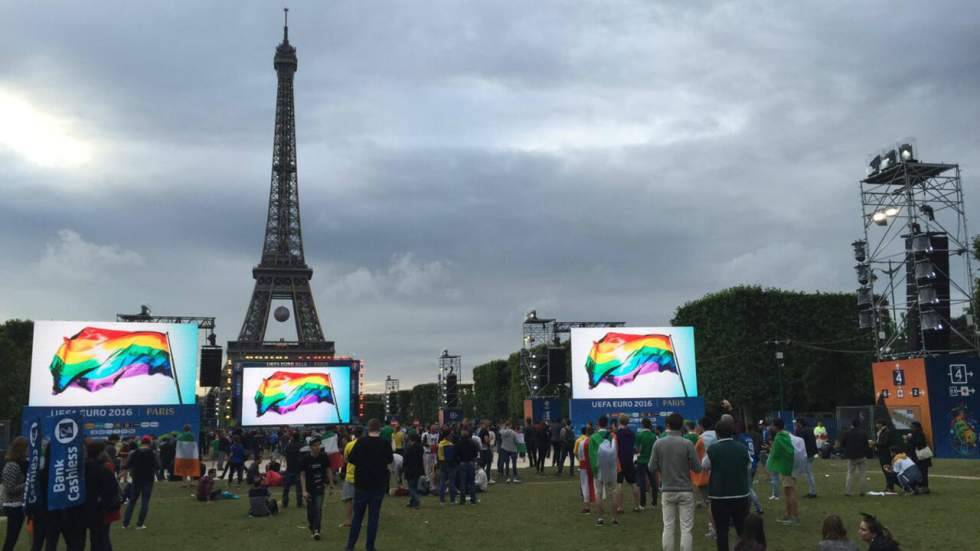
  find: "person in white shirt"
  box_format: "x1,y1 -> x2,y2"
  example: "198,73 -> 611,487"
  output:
421,425 -> 440,486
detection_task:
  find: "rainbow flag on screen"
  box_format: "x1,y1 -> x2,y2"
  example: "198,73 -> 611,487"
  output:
49,327 -> 174,394
585,332 -> 678,389
255,371 -> 334,417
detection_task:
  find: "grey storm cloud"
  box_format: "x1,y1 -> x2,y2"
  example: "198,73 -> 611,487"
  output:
1,1 -> 979,389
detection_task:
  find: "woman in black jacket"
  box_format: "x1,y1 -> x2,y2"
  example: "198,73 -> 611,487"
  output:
905,422 -> 932,493
84,440 -> 121,551
403,435 -> 425,508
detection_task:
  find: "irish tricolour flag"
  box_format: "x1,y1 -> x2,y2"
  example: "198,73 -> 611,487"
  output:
174,430 -> 200,478
321,430 -> 344,471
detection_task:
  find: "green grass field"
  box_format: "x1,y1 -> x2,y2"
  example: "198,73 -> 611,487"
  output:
8,458 -> 979,550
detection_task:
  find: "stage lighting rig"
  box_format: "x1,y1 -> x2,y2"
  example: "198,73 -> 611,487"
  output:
857,140 -> 978,359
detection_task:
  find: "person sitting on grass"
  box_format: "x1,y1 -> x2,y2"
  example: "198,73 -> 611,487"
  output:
886,447 -> 922,495
818,513 -> 859,551
248,475 -> 278,517
857,513 -> 899,551
246,453 -> 263,486
733,512 -> 766,551
197,468 -> 222,502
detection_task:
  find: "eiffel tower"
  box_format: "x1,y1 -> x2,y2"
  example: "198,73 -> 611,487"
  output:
227,11 -> 334,380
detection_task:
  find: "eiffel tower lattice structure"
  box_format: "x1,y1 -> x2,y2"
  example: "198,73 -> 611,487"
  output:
236,15 -> 330,348
224,12 -> 337,423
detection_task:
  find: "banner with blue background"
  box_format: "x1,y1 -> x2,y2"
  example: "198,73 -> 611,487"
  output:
45,414 -> 85,511
24,418 -> 42,511
570,396 -> 705,429
22,405 -> 200,440
925,357 -> 979,459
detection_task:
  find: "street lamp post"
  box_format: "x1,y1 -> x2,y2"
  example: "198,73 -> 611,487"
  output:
775,350 -> 786,414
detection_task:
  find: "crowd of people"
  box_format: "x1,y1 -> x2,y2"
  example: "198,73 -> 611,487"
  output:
556,399 -> 920,551
0,406 -> 931,551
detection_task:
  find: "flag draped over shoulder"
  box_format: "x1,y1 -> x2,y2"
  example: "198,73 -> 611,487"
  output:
585,333 -> 677,389
49,327 -> 174,394
174,431 -> 200,477
321,431 -> 344,471
254,371 -> 334,416
766,431 -> 795,477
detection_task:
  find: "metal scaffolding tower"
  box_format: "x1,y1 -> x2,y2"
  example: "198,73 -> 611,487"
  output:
520,310 -> 624,397
856,142 -> 979,359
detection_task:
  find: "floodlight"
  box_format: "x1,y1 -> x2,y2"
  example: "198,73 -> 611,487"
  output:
899,143 -> 915,162
872,212 -> 888,225
884,207 -> 899,217
884,149 -> 898,166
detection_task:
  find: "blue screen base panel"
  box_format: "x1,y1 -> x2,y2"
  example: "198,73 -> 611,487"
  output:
22,405 -> 200,439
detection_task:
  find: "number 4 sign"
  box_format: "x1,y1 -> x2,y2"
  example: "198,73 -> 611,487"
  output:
949,364 -> 970,385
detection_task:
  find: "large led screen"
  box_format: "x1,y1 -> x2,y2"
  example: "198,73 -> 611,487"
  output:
240,365 -> 352,426
29,321 -> 199,407
571,326 -> 697,400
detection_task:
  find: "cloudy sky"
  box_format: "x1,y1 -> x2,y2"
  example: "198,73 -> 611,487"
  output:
2,1 -> 978,391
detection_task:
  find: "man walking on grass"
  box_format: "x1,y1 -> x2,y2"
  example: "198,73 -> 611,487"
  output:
589,415 -> 619,526
766,418 -> 798,525
345,419 -> 394,551
123,435 -> 160,530
282,431 -> 304,509
635,417 -> 657,510
701,419 -> 750,551
300,438 -> 329,540
842,418 -> 870,496
614,414 -> 641,513
650,413 -> 701,551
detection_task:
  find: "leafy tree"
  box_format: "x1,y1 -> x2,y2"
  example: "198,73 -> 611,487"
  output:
506,351 -> 528,420
458,383 -> 477,419
0,319 -> 33,428
395,389 -> 413,421
472,359 -> 510,420
672,286 -> 874,421
411,383 -> 440,424
360,393 -> 384,422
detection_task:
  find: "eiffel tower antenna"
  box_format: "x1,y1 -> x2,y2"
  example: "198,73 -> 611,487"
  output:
231,10 -> 333,350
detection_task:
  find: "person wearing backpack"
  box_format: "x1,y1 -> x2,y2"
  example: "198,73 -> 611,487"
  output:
588,415 -> 620,526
